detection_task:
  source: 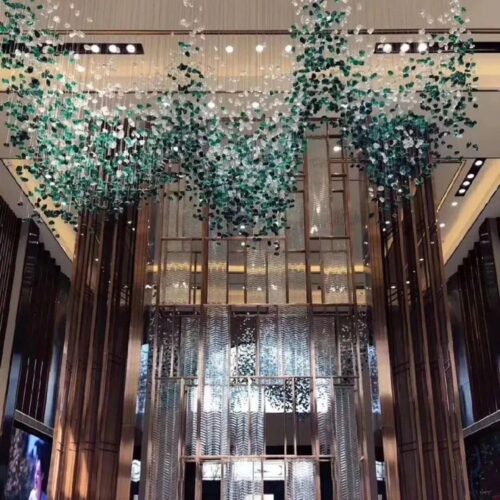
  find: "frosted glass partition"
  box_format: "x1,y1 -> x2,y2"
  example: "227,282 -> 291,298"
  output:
153,132 -> 364,306
145,128 -> 372,499
145,306 -> 364,500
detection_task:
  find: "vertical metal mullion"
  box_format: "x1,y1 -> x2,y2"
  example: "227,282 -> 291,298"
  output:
177,377 -> 186,500
244,243 -> 248,304
194,308 -> 206,500
330,376 -> 341,498
303,151 -> 313,305
309,309 -> 322,500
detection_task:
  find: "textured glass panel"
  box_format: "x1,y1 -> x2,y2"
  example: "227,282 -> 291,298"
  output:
247,241 -> 266,304
184,384 -> 198,457
267,250 -> 287,304
334,384 -> 361,500
180,195 -> 202,237
308,140 -> 332,237
322,239 -> 351,304
313,315 -> 337,377
207,240 -> 228,304
158,311 -> 179,378
286,460 -> 316,500
203,306 -> 230,380
259,313 -> 280,377
286,192 -> 305,251
223,461 -> 263,500
316,378 -> 334,456
339,317 -> 356,377
202,307 -> 230,456
148,379 -> 182,500
231,317 -> 256,377
180,315 -> 199,377
281,307 -> 310,377
160,241 -> 191,305
229,385 -> 264,456
249,385 -> 265,455
230,385 -> 249,456
287,253 -> 307,304
330,191 -> 346,237
163,194 -> 179,238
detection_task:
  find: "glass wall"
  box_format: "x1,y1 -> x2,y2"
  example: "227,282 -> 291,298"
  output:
140,126 -> 377,499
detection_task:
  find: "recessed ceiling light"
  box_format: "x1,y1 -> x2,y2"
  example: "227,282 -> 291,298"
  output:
439,223 -> 446,228
126,44 -> 136,54
207,101 -> 216,109
474,159 -> 484,167
108,44 -> 120,54
90,44 -> 100,53
382,43 -> 393,54
251,101 -> 260,109
417,42 -> 428,53
467,173 -> 475,179
225,45 -> 234,54
400,42 -> 410,53
458,188 -> 466,194
462,180 -> 471,186
451,201 -> 458,207
333,144 -> 342,152
285,44 -> 293,53
255,44 -> 265,53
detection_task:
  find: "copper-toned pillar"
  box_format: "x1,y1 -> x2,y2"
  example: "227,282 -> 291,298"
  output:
49,206 -> 149,500
369,179 -> 469,500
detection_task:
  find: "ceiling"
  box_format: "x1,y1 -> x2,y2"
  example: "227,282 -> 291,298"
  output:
1,0 -> 500,265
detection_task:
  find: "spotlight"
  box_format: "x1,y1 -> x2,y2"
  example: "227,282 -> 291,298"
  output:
108,44 -> 120,54
255,44 -> 265,53
417,42 -> 428,53
207,101 -> 216,109
90,44 -> 100,53
251,101 -> 260,109
285,44 -> 293,53
333,144 -> 342,152
474,159 -> 484,167
439,223 -> 446,228
458,188 -> 466,194
451,201 -> 458,207
462,180 -> 471,187
225,45 -> 234,54
382,43 -> 393,54
466,173 -> 475,179
400,42 -> 410,53
126,44 -> 136,54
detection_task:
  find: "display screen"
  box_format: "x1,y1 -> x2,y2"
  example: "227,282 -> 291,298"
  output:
4,427 -> 52,500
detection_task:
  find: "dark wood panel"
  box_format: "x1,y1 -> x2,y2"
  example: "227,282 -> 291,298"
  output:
0,197 -> 20,359
447,218 -> 500,423
370,180 -> 470,500
50,206 -> 149,500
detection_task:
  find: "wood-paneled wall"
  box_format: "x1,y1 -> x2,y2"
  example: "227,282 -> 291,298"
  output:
448,218 -> 500,424
0,197 -> 20,359
0,220 -> 70,494
50,206 -> 149,500
369,180 -> 470,500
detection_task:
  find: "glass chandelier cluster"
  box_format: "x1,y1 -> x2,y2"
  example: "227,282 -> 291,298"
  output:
1,0 -> 477,235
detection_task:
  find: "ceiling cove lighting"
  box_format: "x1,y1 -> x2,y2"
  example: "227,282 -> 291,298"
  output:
455,159 -> 486,197
2,41 -> 144,55
374,41 -> 500,56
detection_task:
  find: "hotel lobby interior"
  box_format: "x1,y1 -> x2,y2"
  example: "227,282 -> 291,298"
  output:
0,0 -> 499,498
